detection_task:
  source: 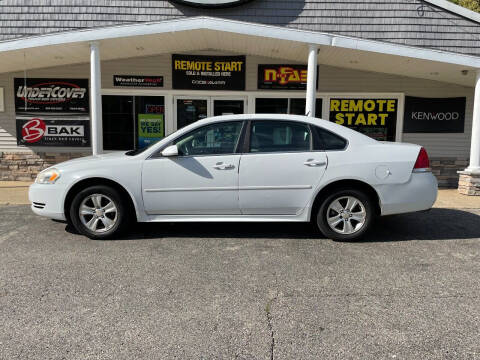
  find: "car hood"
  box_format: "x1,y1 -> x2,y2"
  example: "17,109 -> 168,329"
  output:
54,151 -> 130,170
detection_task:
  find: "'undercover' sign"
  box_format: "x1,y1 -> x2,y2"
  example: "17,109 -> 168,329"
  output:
172,54 -> 246,91
403,96 -> 465,133
14,78 -> 90,147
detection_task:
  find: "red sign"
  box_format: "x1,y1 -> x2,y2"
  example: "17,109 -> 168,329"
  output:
258,65 -> 316,90
21,118 -> 46,143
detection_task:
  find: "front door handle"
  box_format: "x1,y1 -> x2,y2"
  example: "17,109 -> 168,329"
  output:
304,160 -> 327,167
213,163 -> 235,170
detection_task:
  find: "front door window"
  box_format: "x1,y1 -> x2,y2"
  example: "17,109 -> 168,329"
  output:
174,121 -> 244,156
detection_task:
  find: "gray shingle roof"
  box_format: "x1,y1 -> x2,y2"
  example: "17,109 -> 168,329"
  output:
1,0 -> 479,56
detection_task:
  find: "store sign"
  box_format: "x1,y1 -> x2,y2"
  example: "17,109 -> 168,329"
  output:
138,114 -> 164,149
403,96 -> 465,133
258,65 -> 315,90
14,78 -> 88,113
113,75 -> 164,88
170,0 -> 254,8
15,118 -> 90,147
172,54 -> 246,91
14,78 -> 90,147
329,98 -> 398,141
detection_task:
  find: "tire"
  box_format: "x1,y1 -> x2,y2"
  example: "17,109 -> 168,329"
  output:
69,185 -> 130,240
316,188 -> 375,241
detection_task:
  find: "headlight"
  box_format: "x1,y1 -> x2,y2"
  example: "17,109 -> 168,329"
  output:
35,168 -> 61,184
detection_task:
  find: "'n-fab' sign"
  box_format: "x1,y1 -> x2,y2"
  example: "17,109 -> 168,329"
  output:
258,65 -> 317,90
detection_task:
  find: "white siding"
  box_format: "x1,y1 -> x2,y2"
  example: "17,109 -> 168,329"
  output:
0,52 -> 474,158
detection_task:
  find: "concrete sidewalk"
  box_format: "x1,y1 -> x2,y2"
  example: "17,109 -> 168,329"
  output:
0,181 -> 32,205
1,181 -> 479,209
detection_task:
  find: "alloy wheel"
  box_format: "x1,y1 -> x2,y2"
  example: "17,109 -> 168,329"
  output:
326,196 -> 367,235
79,194 -> 118,233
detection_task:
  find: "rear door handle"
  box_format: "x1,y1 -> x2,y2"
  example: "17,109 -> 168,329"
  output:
304,160 -> 327,167
213,163 -> 235,170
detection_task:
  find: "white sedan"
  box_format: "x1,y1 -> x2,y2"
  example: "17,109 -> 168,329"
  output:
29,114 -> 437,241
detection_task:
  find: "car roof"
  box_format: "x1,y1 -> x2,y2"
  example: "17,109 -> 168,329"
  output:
195,114 -> 377,145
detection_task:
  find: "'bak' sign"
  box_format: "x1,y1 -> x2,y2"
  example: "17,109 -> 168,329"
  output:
329,98 -> 398,141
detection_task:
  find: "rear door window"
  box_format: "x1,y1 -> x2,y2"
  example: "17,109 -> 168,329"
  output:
250,121 -> 311,153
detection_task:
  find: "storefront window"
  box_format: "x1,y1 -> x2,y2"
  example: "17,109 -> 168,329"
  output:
102,95 -> 165,150
135,96 -> 165,149
255,98 -> 288,114
102,95 -> 134,151
256,98 -> 322,117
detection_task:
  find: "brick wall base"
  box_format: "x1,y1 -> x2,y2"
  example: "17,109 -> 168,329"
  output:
430,157 -> 468,189
458,172 -> 480,196
0,151 -> 471,189
0,151 -> 90,181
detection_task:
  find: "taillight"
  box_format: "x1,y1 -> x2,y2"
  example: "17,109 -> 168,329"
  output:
413,147 -> 430,172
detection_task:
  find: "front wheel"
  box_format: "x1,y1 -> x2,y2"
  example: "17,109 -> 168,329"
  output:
70,185 -> 130,239
316,188 -> 375,241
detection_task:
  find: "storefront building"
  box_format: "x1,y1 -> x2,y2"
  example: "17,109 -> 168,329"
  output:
0,0 -> 480,193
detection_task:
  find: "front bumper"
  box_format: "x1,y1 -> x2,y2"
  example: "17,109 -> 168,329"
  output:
28,183 -> 67,221
377,172 -> 438,216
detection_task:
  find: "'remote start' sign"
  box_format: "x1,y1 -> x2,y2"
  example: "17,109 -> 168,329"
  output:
172,54 -> 246,91
329,98 -> 398,141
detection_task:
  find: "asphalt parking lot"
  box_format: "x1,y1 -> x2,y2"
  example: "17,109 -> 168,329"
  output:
1,205 -> 479,359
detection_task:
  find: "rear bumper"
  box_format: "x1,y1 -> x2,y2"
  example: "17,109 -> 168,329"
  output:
28,183 -> 67,221
376,172 -> 438,216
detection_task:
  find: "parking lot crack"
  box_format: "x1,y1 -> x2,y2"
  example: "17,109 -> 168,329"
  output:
265,273 -> 279,360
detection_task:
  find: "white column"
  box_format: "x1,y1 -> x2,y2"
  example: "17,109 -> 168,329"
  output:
90,41 -> 103,155
305,44 -> 319,117
466,70 -> 480,173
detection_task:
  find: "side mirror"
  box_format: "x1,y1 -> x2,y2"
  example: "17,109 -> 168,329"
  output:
161,144 -> 179,157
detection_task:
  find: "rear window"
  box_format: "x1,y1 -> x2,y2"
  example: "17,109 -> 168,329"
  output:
314,126 -> 347,151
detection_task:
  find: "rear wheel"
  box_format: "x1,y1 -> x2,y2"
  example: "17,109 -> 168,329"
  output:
70,185 -> 130,239
316,188 -> 375,241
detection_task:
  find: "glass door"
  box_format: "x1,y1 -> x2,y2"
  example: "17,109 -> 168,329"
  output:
212,98 -> 245,116
174,96 -> 246,131
175,97 -> 209,130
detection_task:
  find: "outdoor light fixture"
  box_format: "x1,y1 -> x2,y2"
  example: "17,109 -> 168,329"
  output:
170,0 -> 254,8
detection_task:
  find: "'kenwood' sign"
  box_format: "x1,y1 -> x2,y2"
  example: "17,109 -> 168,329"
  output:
171,0 -> 253,7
